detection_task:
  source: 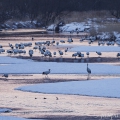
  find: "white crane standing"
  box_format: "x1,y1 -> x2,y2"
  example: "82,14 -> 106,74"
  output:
87,63 -> 91,80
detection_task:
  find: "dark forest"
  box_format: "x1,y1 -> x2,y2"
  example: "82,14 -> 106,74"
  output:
0,0 -> 120,25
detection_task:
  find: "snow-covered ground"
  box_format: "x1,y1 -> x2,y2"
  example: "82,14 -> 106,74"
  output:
47,22 -> 90,32
0,116 -> 44,120
16,78 -> 120,98
0,56 -> 120,74
2,20 -> 120,43
69,45 -> 120,52
60,22 -> 90,32
47,22 -> 120,42
2,21 -> 38,29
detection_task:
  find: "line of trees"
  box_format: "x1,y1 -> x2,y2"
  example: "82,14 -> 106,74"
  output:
0,0 -> 120,26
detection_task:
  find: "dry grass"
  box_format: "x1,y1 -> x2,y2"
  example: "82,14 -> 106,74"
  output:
89,23 -> 120,36
55,10 -> 113,24
98,23 -> 120,33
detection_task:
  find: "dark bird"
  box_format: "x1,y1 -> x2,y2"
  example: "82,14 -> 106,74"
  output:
96,51 -> 102,57
65,48 -> 68,54
53,52 -> 56,56
42,69 -> 51,78
86,52 -> 89,58
58,50 -> 63,57
117,53 -> 120,59
56,97 -> 58,100
2,73 -> 8,80
87,63 -> 91,80
32,37 -> 34,41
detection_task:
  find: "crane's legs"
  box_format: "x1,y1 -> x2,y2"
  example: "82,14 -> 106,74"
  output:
43,75 -> 50,80
4,78 -> 8,81
87,73 -> 91,80
87,73 -> 89,80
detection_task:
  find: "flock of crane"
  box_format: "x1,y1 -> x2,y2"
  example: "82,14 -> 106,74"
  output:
0,34 -> 120,80
0,36 -> 119,60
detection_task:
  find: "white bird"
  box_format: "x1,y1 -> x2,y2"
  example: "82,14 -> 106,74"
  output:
87,63 -> 91,80
42,69 -> 51,78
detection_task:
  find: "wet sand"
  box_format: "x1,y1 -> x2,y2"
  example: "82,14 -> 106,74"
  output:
0,74 -> 120,120
0,29 -> 120,119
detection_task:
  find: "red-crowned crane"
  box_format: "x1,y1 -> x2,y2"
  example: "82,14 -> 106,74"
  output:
87,63 -> 91,80
42,69 -> 51,79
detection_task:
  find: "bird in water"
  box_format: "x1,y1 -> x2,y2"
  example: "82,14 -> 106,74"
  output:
87,63 -> 91,80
